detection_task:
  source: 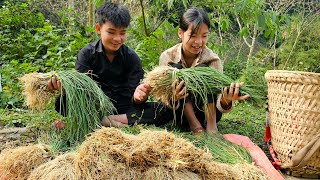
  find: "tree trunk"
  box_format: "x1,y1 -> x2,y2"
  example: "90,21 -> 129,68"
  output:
68,0 -> 74,33
88,0 -> 94,27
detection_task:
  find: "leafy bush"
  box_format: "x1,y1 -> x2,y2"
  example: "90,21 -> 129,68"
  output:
277,16 -> 320,73
221,47 -> 247,80
239,56 -> 270,104
128,20 -> 178,71
0,1 -> 46,64
0,60 -> 41,108
0,1 -> 89,108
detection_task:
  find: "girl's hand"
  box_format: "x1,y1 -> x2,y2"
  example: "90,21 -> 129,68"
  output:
172,80 -> 189,101
221,82 -> 250,106
133,83 -> 151,104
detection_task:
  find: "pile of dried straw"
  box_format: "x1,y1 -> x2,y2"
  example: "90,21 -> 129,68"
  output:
0,144 -> 53,179
0,128 -> 268,179
28,153 -> 78,180
74,127 -> 267,180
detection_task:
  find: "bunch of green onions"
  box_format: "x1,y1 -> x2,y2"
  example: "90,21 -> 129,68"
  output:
144,66 -> 264,109
57,70 -> 115,143
20,70 -> 115,144
181,133 -> 252,164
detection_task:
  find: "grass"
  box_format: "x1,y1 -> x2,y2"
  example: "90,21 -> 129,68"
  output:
218,102 -> 266,146
0,106 -> 60,129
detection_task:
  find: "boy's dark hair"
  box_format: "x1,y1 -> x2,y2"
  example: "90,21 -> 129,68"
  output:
179,8 -> 210,36
95,1 -> 131,28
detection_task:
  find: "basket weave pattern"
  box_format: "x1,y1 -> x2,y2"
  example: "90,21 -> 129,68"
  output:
265,70 -> 320,177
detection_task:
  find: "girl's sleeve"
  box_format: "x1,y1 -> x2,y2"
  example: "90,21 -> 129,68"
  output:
159,52 -> 171,66
208,54 -> 223,73
208,54 -> 233,113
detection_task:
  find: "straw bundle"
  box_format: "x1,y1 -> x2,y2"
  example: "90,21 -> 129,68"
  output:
0,144 -> 53,180
75,127 -> 139,179
231,163 -> 269,180
75,127 -> 267,180
143,66 -> 175,108
19,72 -> 56,111
144,66 -> 263,108
28,153 -> 79,180
143,167 -> 202,180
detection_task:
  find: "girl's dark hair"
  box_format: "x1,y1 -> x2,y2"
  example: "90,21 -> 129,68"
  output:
95,1 -> 130,28
179,8 -> 210,35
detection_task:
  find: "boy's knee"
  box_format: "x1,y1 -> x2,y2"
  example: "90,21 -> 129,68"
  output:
102,115 -> 128,127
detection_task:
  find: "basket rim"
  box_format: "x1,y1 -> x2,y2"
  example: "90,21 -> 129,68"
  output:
265,70 -> 320,76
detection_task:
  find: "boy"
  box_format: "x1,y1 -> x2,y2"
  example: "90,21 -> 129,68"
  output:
49,2 -> 170,127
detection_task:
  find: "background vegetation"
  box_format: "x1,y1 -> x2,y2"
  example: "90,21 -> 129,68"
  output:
0,0 -> 319,145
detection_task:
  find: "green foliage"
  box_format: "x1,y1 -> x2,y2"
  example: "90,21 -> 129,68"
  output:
0,0 -> 317,152
223,56 -> 247,80
277,16 -> 320,73
30,24 -> 88,71
0,60 -> 41,108
0,1 -> 89,108
167,0 -> 189,10
0,1 -> 45,32
0,107 -> 60,129
128,20 -> 178,71
135,0 -> 187,37
0,1 -> 45,64
239,58 -> 269,100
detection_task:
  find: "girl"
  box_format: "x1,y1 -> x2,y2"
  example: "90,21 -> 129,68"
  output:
160,8 -> 249,135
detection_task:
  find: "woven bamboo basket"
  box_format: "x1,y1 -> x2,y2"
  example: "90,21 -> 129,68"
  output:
265,70 -> 320,178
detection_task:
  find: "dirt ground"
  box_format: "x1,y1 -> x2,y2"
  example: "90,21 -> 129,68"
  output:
0,126 -> 37,153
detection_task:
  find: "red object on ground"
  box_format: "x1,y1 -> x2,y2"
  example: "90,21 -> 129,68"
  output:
53,120 -> 65,130
223,134 -> 284,180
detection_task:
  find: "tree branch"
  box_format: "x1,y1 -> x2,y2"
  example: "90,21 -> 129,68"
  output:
139,0 -> 149,36
236,15 -> 251,48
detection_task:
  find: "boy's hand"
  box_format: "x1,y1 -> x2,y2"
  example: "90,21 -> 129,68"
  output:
48,75 -> 62,91
221,82 -> 250,105
133,83 -> 151,104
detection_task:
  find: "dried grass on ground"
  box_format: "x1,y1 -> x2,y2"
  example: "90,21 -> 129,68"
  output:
28,153 -> 78,180
0,144 -> 53,180
75,127 -> 267,180
0,127 -> 268,179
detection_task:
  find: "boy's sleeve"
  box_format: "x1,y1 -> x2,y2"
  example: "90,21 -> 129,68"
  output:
128,53 -> 144,98
75,47 -> 92,73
